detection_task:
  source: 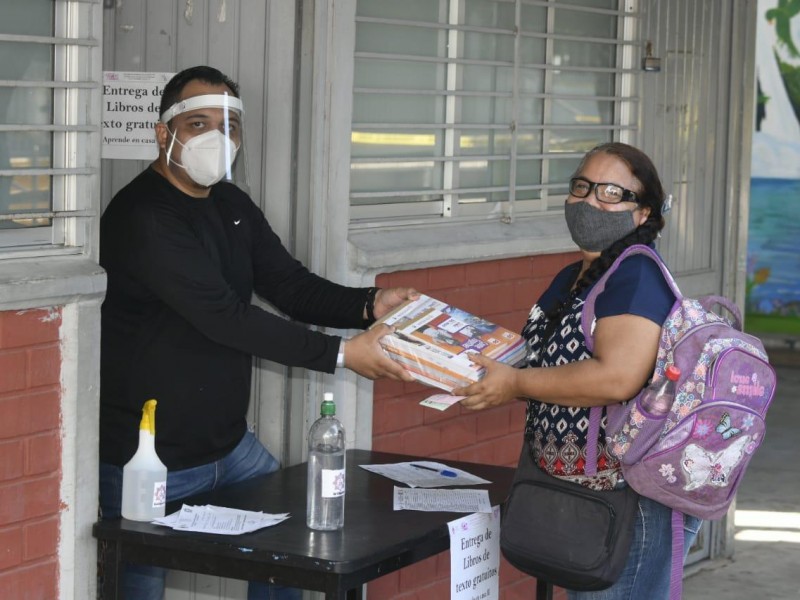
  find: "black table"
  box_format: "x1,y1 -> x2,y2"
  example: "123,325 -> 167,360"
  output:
94,449 -> 545,600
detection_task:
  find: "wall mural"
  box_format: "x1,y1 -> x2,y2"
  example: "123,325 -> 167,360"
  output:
749,0 -> 800,336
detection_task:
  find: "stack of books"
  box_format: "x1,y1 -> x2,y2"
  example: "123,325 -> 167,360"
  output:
374,294 -> 527,392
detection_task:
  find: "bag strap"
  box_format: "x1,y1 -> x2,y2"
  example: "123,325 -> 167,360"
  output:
582,244 -> 681,475
669,510 -> 685,600
581,244 -> 681,354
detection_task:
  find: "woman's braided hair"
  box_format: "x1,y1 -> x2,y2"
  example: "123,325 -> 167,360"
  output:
545,142 -> 666,321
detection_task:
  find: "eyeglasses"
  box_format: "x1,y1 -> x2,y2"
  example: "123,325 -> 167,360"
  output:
569,177 -> 639,204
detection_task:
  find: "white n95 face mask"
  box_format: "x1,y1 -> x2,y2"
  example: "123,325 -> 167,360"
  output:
166,129 -> 239,187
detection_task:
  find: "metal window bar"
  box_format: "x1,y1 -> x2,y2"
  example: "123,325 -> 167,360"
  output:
354,88 -> 639,103
0,168 -> 96,176
0,210 -> 96,222
441,0 -> 460,218
0,125 -> 97,132
0,33 -> 98,46
351,151 -> 589,164
353,122 -> 635,131
353,63 -> 636,85
519,0 -> 637,18
352,45 -> 629,66
357,55 -> 637,74
617,0 -> 638,144
0,80 -> 97,88
355,1 -> 639,23
351,182 -> 569,200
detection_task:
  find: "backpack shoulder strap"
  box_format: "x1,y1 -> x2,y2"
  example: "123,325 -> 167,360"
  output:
581,244 -> 681,354
583,244 -> 680,476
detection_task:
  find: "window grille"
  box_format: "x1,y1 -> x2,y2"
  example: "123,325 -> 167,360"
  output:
350,0 -> 639,226
0,0 -> 100,252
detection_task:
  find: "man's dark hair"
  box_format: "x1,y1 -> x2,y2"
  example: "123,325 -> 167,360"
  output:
159,66 -> 240,122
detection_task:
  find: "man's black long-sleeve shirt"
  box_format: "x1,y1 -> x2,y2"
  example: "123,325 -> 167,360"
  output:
100,167 -> 369,469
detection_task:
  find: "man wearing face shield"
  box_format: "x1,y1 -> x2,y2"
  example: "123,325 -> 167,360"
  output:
99,66 -> 417,600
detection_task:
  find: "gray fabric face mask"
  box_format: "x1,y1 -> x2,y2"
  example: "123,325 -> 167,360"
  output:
564,200 -> 638,252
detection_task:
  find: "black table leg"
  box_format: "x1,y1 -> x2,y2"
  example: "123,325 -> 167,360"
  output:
323,583 -> 363,600
98,539 -> 121,600
536,578 -> 553,600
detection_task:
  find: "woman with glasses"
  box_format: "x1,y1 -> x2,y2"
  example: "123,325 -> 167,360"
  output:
454,142 -> 701,599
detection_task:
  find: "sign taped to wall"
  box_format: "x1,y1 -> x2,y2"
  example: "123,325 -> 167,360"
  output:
102,71 -> 174,160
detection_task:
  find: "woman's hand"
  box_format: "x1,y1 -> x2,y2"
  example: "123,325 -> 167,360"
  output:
453,354 -> 523,411
372,287 -> 420,320
342,324 -> 416,382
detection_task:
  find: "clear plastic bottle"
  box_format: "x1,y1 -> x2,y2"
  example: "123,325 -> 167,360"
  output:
306,393 -> 346,531
121,399 -> 168,521
639,365 -> 681,415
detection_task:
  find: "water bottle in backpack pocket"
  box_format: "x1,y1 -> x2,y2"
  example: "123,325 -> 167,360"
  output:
621,346 -> 774,520
606,365 -> 681,465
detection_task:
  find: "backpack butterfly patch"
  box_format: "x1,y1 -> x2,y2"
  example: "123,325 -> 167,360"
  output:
715,412 -> 741,439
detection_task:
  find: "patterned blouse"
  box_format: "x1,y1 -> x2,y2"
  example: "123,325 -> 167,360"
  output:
521,253 -> 675,491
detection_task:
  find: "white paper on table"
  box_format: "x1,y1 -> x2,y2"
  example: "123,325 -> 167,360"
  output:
393,486 -> 492,513
152,504 -> 290,535
419,393 -> 466,411
359,461 -> 490,488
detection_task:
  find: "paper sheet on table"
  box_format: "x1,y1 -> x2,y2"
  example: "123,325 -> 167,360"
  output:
393,486 -> 492,513
152,504 -> 290,535
419,393 -> 465,411
360,461 -> 491,488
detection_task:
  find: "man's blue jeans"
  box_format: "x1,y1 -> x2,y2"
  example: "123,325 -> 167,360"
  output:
566,496 -> 703,600
99,431 -> 302,600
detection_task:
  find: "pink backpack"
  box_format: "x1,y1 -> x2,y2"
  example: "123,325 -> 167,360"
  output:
580,245 -> 776,599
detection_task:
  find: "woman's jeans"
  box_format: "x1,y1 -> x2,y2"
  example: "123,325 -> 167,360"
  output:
566,496 -> 703,600
99,431 -> 302,600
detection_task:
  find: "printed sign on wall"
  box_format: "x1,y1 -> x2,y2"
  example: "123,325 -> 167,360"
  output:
102,71 -> 174,160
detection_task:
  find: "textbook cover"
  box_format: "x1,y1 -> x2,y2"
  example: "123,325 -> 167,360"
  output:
374,294 -> 526,392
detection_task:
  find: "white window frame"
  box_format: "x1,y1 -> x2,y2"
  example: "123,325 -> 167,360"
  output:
349,0 -> 641,229
0,0 -> 100,260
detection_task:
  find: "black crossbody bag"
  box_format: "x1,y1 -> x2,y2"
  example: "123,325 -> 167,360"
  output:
500,271 -> 639,590
500,440 -> 639,590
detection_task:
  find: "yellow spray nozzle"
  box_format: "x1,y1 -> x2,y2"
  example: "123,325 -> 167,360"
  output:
140,399 -> 158,435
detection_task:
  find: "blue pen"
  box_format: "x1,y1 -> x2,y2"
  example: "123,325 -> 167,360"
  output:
411,463 -> 457,478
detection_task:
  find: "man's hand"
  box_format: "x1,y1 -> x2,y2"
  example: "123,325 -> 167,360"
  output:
372,287 -> 420,320
343,324 -> 416,382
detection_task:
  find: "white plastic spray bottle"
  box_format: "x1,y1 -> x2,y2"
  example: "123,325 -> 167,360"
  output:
121,399 -> 168,521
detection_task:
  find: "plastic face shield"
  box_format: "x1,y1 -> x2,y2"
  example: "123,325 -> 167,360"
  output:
160,92 -> 250,192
